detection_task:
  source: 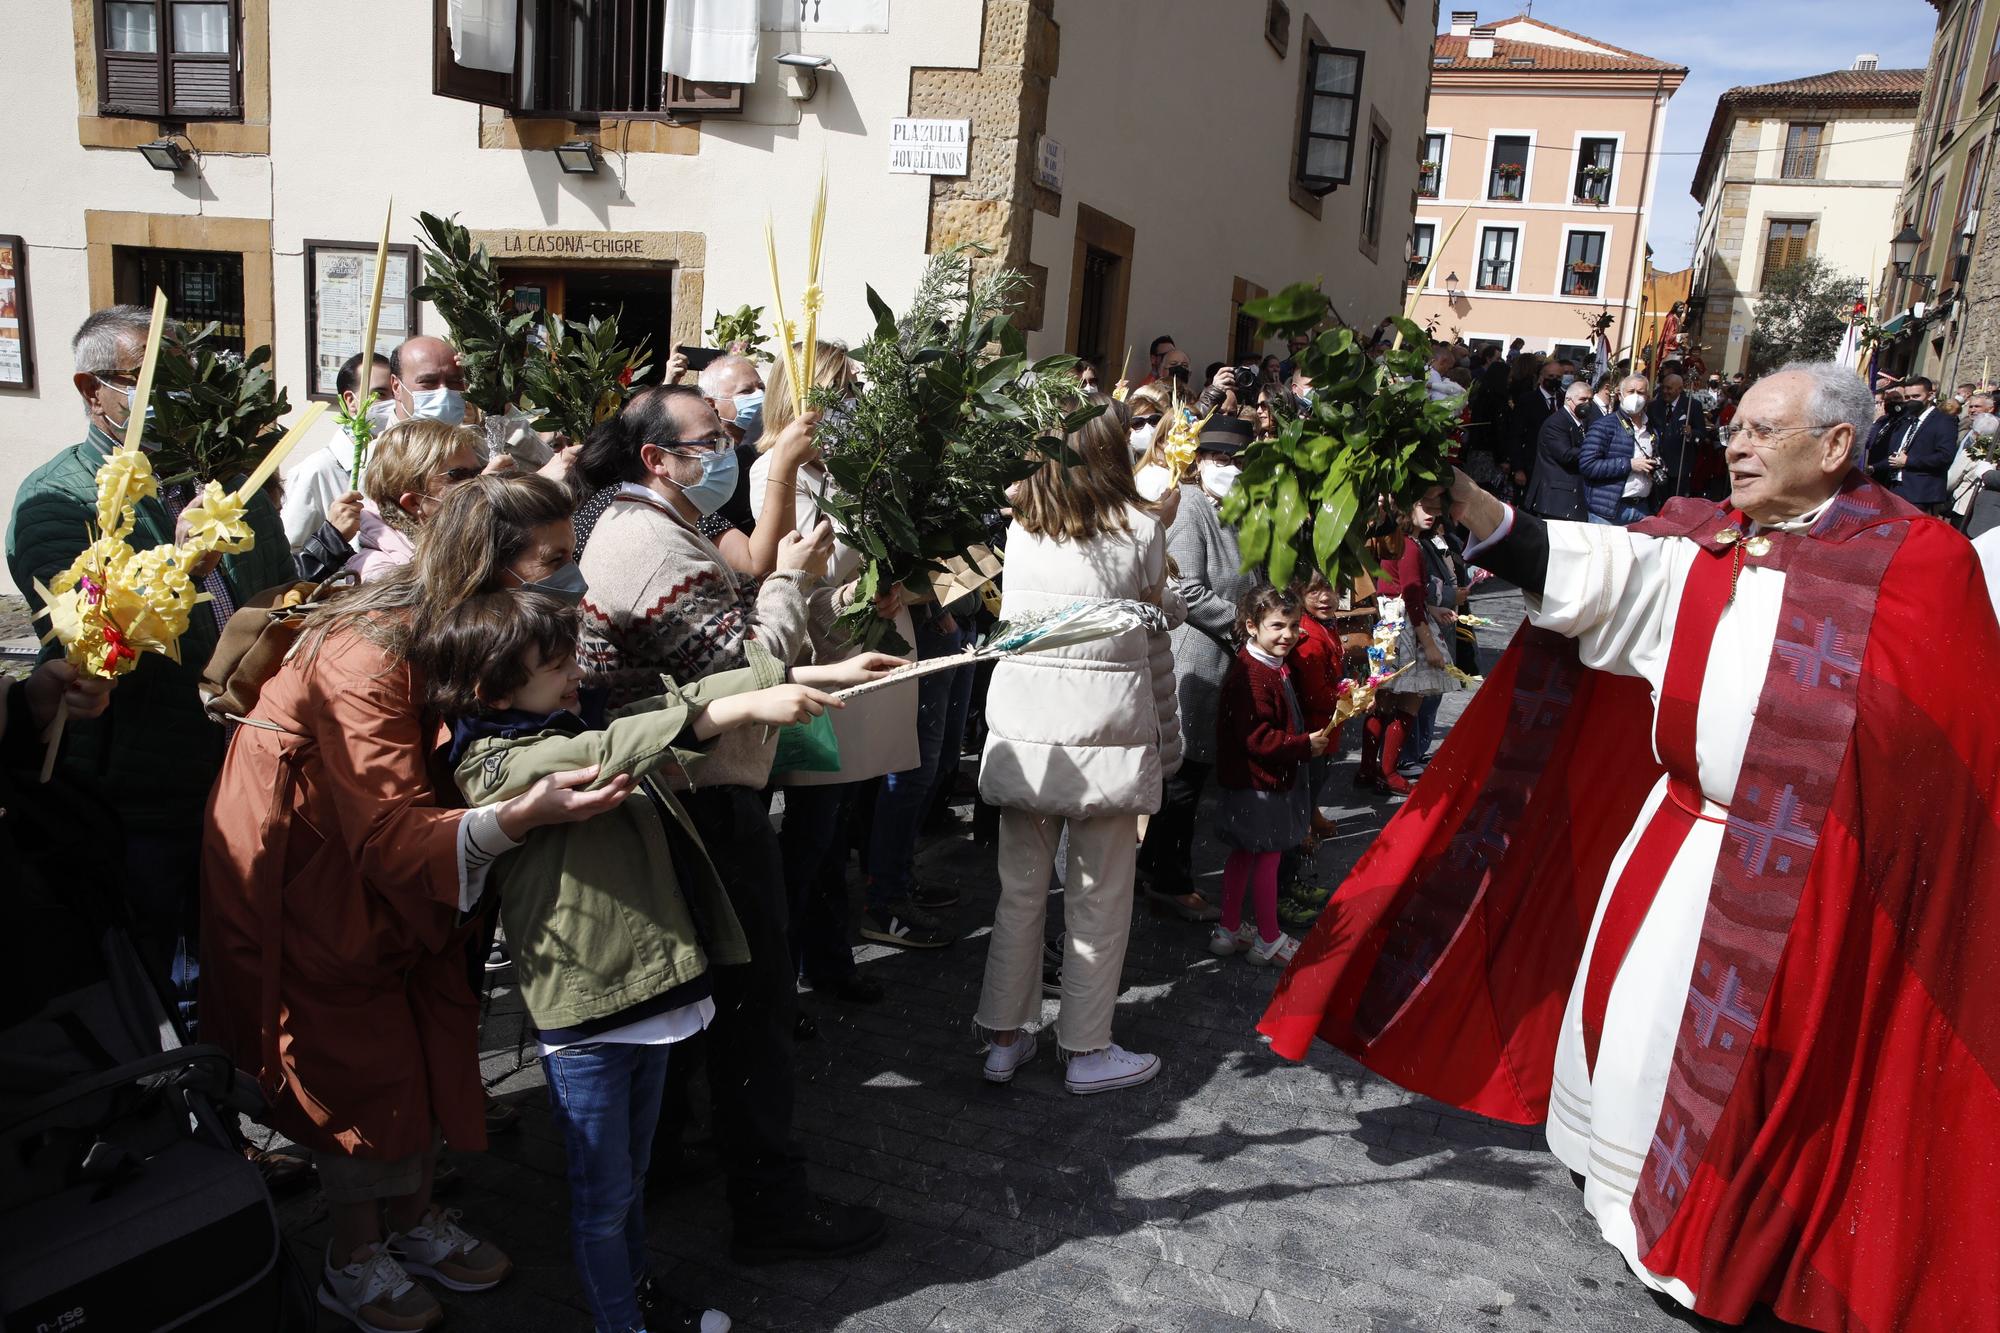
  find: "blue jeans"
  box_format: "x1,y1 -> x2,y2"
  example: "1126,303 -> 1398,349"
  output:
866,622 -> 974,908
545,1042 -> 671,1333
1590,501 -> 1651,526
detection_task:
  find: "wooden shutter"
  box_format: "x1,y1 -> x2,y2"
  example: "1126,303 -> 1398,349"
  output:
433,0 -> 514,106
165,2 -> 240,117
97,0 -> 165,118
664,75 -> 744,116
1985,21 -> 2000,95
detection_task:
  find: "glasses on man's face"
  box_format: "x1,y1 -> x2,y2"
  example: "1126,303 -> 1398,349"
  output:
1718,421 -> 1839,447
660,436 -> 731,455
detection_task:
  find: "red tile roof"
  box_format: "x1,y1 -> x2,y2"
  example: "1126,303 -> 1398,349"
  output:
1691,68 -> 1925,199
1432,15 -> 1685,73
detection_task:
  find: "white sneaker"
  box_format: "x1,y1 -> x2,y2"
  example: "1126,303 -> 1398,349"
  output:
1208,922 -> 1256,956
386,1207 -> 512,1292
1064,1043 -> 1161,1095
318,1243 -> 442,1333
983,1029 -> 1038,1083
1248,931 -> 1301,967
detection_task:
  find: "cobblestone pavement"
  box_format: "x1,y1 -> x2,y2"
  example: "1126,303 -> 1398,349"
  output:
266,585 -> 1793,1333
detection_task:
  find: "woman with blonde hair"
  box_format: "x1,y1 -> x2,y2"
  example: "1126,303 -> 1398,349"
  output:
347,418 -> 486,580
975,394 -> 1185,1095
1128,383 -> 1176,501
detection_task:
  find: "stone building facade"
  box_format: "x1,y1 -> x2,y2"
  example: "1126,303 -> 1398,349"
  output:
1684,63 -> 1920,376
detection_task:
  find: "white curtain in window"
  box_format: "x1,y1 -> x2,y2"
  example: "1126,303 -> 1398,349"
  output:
450,0 -> 517,74
106,2 -> 159,52
172,3 -> 231,53
665,0 -> 761,83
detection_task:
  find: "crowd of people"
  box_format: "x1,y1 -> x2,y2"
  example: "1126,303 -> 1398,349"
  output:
6,300 -> 1998,1333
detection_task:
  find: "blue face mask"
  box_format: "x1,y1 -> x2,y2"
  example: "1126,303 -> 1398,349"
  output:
404,384 -> 467,426
731,389 -> 765,440
669,445 -> 740,516
99,378 -> 158,441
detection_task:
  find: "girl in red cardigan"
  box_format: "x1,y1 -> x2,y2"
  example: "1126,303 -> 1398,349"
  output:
1208,585 -> 1330,966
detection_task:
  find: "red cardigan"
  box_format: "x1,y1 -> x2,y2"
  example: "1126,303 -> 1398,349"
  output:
1214,648 -> 1313,792
1290,615 -> 1343,732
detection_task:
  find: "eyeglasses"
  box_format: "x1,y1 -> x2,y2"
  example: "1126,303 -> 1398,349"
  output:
1718,421 -> 1842,446
657,436 -> 731,455
1131,414 -> 1161,429
440,465 -> 483,483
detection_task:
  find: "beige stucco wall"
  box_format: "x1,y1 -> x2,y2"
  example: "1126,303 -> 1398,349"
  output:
0,0 -> 985,527
1406,80 -> 1673,361
1690,107 -> 1912,373
1027,0 -> 1435,367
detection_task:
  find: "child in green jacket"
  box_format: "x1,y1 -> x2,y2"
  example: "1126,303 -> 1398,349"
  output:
420,589 -> 842,1333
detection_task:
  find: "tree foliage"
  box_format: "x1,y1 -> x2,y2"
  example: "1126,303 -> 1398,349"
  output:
807,246 -> 1096,653
1750,255 -> 1863,371
1220,285 -> 1460,589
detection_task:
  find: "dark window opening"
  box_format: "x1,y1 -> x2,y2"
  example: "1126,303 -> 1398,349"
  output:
114,246 -> 245,354
1074,246 -> 1119,371
436,0 -> 741,118
1478,228 -> 1518,291
1575,137 -> 1616,202
1563,231 -> 1606,297
1488,135 -> 1529,200
1361,125 -> 1389,247
1296,43 -> 1364,195
1408,222 -> 1435,284
1419,131 -> 1445,198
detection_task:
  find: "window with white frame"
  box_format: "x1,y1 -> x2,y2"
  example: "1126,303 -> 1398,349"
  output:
1562,230 -> 1607,297
1408,222 -> 1435,283
1488,135 -> 1529,200
1575,137 -> 1616,203
1419,131 -> 1446,197
1478,227 -> 1519,291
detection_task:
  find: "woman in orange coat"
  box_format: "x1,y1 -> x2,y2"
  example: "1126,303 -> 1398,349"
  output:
201,474 -> 628,1333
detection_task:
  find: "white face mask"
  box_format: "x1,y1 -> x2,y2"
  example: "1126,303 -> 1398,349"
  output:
404,384 -> 467,426
1620,392 -> 1647,417
1198,458 -> 1240,499
364,398 -> 398,436
1130,423 -> 1156,460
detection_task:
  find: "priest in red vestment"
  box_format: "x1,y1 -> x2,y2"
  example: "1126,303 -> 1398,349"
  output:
1260,360 -> 2000,1332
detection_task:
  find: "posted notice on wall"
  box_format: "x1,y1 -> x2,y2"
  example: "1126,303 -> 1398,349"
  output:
310,244 -> 415,398
0,243 -> 23,387
888,118 -> 969,176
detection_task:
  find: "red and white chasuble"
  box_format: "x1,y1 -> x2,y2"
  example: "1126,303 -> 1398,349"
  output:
1261,476 -> 2000,1332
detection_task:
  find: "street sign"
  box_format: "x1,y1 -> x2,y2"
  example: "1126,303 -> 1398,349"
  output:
888,118 -> 970,176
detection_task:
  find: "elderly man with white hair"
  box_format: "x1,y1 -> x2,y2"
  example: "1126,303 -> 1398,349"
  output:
1262,360 -> 2000,1331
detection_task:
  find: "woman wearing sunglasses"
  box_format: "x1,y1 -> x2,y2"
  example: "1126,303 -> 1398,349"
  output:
347,420 -> 495,581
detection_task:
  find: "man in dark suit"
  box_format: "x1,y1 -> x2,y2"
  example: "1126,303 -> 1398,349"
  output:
1508,358 -> 1562,491
1867,376 -> 1958,514
1648,372 -> 1709,503
1524,381 -> 1592,521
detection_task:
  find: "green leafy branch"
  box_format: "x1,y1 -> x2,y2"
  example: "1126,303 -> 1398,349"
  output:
807,246 -> 1097,653
519,312 -> 652,445
410,212 -> 536,416
708,304 -> 772,362
149,323 -> 290,487
1219,283 -> 1459,589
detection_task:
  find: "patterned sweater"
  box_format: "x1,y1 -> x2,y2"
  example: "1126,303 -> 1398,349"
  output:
577,484 -> 809,790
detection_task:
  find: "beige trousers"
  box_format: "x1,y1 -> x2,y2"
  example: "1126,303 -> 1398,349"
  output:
976,809 -> 1138,1055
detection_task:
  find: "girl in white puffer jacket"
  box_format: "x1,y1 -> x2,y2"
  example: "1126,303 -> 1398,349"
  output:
975,396 -> 1186,1096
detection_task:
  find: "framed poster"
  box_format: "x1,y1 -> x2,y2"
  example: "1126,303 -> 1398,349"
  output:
0,236 -> 35,390
303,239 -> 420,401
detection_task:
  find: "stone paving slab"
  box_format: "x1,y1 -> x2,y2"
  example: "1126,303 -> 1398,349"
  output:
261,586 -> 1798,1332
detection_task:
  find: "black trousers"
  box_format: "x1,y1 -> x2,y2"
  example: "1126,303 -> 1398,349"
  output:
654,785 -> 807,1222
777,782 -> 859,989
1136,758 -> 1212,896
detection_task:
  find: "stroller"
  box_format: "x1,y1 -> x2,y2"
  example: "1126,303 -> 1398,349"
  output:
0,904 -> 310,1329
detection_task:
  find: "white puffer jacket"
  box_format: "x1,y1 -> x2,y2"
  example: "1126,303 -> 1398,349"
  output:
978,506 -> 1186,818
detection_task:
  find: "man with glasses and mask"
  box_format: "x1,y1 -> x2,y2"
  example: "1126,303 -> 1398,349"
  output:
569,384 -> 902,1266
1263,359 -> 2000,1332
6,303 -> 291,1026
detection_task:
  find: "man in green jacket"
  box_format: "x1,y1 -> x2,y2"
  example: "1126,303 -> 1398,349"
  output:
5,304 -> 290,1008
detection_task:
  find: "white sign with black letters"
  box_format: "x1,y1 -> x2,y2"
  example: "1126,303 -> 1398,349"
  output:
888,118 -> 969,176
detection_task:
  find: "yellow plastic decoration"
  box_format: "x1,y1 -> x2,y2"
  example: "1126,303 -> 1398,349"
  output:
176,480 -> 255,554
1161,389 -> 1213,488
766,165 -> 830,407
